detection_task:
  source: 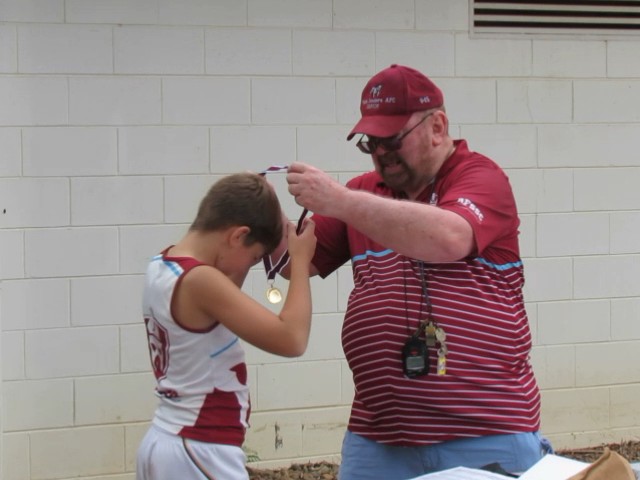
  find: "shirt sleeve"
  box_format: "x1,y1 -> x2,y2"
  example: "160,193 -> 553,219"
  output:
310,213 -> 351,278
437,156 -> 520,260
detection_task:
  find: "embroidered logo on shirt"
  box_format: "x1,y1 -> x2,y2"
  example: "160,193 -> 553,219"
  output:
457,197 -> 484,222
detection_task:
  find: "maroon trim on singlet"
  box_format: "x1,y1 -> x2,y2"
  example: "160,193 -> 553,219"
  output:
178,390 -> 246,445
178,363 -> 249,446
161,248 -> 220,334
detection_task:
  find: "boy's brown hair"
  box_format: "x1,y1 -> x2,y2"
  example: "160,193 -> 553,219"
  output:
190,172 -> 283,254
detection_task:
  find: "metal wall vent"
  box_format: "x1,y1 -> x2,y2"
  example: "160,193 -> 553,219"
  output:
473,1 -> 640,36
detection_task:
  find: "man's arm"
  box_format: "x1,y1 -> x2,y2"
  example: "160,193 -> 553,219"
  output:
334,189 -> 473,262
287,163 -> 474,262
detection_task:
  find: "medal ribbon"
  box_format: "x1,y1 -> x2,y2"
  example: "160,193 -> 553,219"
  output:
259,165 -> 309,283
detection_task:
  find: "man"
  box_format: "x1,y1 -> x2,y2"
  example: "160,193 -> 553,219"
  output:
285,64 -> 551,480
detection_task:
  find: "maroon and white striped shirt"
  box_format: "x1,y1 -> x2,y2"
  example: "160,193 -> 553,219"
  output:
311,140 -> 540,446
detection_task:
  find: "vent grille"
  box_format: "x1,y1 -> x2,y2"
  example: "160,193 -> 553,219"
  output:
473,1 -> 640,36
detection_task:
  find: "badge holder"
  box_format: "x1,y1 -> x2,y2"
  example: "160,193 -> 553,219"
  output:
401,261 -> 449,379
402,335 -> 429,378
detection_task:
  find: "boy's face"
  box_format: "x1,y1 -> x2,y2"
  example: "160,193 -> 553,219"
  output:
223,241 -> 268,286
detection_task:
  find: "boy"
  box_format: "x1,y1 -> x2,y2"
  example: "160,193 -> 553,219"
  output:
136,172 -> 316,480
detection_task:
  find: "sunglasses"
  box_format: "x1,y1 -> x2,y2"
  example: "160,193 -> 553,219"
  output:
356,112 -> 434,155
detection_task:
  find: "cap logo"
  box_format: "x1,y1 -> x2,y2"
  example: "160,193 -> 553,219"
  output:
363,83 -> 387,110
349,65 -> 444,140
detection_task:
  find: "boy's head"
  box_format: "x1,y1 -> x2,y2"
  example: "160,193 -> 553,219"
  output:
190,172 -> 283,254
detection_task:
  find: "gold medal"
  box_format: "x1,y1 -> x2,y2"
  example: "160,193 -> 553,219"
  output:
260,202 -> 308,307
266,286 -> 282,304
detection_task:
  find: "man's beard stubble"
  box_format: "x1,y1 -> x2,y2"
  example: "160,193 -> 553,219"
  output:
377,152 -> 415,193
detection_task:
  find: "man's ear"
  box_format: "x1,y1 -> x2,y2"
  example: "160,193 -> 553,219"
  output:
430,110 -> 448,145
228,226 -> 251,247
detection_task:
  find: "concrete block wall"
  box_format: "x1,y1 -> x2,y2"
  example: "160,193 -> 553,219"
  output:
1,0 -> 640,477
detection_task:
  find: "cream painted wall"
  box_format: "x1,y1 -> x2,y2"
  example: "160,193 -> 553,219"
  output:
2,0 -> 640,478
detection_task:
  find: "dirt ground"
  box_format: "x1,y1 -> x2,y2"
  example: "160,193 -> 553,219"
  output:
246,440 -> 640,479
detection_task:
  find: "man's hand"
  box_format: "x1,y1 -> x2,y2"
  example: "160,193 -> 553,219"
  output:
286,162 -> 347,217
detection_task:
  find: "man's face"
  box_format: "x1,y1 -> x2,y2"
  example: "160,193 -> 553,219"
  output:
371,112 -> 435,197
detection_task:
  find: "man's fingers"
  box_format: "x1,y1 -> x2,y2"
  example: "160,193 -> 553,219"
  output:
287,162 -> 305,173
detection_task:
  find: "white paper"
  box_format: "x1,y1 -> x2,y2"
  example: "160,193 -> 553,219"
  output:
408,455 -> 592,480
408,466 -> 515,480
517,454 -> 589,480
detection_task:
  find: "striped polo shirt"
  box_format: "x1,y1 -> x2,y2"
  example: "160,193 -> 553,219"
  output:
311,140 -> 540,445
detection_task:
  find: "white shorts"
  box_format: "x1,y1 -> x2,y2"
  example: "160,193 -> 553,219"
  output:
136,424 -> 249,480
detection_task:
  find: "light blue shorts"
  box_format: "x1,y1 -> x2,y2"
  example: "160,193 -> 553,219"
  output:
338,430 -> 553,480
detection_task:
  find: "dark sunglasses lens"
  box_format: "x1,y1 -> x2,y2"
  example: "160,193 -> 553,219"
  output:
367,139 -> 379,153
357,139 -> 371,154
380,138 -> 398,151
357,135 -> 401,154
358,138 -> 376,154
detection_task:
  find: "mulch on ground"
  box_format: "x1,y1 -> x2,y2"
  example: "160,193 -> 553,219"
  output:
247,440 -> 640,479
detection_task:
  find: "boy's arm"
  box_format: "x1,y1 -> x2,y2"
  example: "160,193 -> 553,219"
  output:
179,222 -> 316,357
266,213 -> 320,279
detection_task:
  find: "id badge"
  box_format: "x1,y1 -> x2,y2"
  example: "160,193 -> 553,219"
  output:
402,336 -> 429,378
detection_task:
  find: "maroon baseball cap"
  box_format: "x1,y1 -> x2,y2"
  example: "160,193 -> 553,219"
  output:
347,64 -> 444,140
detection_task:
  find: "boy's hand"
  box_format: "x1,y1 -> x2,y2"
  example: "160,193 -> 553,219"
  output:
286,219 -> 316,264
